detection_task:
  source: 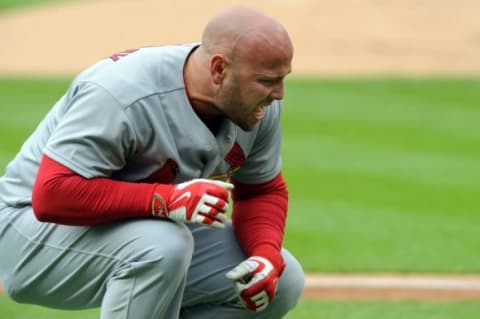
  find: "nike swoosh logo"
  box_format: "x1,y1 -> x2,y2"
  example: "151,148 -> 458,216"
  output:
172,191 -> 191,205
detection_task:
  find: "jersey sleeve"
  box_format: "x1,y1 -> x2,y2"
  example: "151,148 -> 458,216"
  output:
44,82 -> 136,178
232,101 -> 282,184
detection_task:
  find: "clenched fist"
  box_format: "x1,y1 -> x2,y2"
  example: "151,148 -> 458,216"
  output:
226,256 -> 280,312
152,179 -> 233,228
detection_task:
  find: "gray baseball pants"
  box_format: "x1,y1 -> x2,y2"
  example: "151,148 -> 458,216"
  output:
0,205 -> 304,318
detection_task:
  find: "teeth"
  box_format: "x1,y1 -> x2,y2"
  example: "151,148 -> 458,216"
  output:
255,105 -> 266,120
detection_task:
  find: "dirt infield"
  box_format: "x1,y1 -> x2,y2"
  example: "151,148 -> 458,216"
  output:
1,0 -> 480,76
302,274 -> 480,300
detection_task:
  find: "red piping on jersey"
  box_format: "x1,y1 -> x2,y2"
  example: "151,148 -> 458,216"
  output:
231,173 -> 288,273
32,155 -> 156,225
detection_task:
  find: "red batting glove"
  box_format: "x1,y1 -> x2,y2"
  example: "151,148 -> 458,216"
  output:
226,256 -> 280,312
152,179 -> 233,228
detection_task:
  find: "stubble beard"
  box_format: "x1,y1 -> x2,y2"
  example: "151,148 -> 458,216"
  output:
216,77 -> 256,132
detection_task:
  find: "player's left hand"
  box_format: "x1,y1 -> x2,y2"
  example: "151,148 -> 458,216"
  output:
226,256 -> 280,312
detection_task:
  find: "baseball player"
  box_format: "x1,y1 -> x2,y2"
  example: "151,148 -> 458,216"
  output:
0,5 -> 304,318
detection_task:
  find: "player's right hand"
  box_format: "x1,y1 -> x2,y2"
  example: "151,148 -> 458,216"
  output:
151,179 -> 233,228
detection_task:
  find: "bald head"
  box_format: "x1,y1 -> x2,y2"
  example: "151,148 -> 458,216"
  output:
184,6 -> 293,131
201,6 -> 293,63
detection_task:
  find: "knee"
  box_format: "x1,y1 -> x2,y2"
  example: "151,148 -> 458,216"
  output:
160,223 -> 195,270
271,250 -> 305,316
122,221 -> 194,274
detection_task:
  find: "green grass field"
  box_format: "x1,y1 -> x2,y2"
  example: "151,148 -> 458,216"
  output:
2,297 -> 480,319
281,77 -> 480,273
4,77 -> 479,273
1,76 -> 480,318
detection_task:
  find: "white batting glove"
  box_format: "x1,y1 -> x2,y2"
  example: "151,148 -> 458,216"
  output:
226,256 -> 280,312
152,179 -> 233,228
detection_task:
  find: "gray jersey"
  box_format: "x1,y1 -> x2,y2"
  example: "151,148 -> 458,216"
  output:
0,43 -> 282,208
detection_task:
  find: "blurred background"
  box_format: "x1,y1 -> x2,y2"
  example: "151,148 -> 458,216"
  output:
1,1 -> 480,318
1,0 -> 480,76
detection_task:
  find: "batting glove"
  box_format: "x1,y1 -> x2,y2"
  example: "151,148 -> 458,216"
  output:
226,256 -> 280,312
152,179 -> 233,228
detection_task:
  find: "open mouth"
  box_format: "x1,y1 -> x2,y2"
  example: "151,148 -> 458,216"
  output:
254,105 -> 266,120
254,101 -> 272,120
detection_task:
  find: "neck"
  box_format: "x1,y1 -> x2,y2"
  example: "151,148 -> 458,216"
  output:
183,47 -> 224,133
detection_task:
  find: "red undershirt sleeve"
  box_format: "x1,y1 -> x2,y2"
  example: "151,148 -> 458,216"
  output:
33,155 -> 289,271
32,155 -> 157,225
231,172 -> 288,274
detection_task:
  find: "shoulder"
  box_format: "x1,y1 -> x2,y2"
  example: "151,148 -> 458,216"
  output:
71,44 -> 199,107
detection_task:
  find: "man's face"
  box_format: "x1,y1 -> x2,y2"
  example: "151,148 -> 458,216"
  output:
216,47 -> 292,131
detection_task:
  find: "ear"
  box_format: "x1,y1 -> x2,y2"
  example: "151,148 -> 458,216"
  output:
210,54 -> 229,85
